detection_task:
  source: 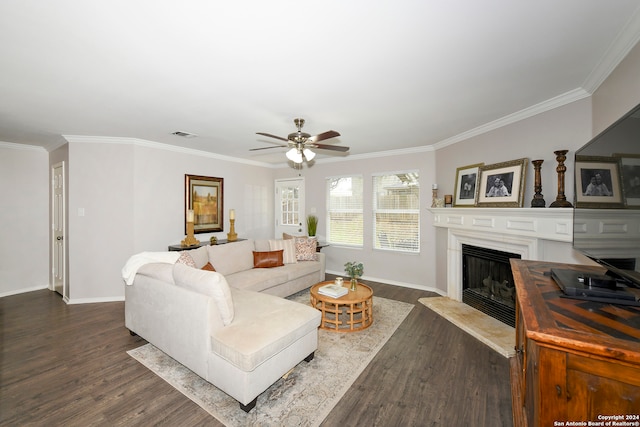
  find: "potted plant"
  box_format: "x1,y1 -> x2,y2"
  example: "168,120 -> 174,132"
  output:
306,214 -> 318,237
344,261 -> 364,291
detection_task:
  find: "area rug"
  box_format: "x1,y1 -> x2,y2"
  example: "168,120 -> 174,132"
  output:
128,293 -> 414,426
418,296 -> 515,357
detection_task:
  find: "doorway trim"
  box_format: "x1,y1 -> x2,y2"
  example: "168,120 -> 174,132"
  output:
51,161 -> 67,301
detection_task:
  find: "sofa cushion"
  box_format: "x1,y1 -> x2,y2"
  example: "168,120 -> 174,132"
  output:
282,259 -> 322,281
224,268 -> 289,293
136,262 -> 175,284
172,263 -> 234,325
188,245 -> 210,268
206,239 -> 254,276
253,250 -> 284,268
268,239 -> 297,264
254,239 -> 271,252
211,288 -> 320,371
295,236 -> 317,261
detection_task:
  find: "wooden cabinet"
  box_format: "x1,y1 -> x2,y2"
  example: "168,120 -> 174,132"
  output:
509,259 -> 640,427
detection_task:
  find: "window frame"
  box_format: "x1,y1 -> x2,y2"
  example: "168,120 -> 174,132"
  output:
372,170 -> 420,254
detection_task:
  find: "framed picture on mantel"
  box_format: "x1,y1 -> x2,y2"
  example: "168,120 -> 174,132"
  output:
185,174 -> 224,233
453,163 -> 483,207
475,158 -> 527,207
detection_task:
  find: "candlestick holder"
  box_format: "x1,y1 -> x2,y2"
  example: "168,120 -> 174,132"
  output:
227,218 -> 238,242
550,150 -> 573,208
431,189 -> 438,208
530,159 -> 546,208
181,220 -> 200,247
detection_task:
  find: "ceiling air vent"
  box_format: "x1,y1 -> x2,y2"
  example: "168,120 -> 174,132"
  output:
171,131 -> 198,138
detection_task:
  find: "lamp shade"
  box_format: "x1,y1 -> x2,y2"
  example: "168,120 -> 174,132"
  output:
303,148 -> 316,161
286,147 -> 303,163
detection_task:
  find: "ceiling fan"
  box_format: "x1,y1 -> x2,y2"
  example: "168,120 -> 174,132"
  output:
252,118 -> 349,163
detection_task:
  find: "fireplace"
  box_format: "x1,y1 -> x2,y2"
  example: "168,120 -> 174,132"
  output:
462,244 -> 520,327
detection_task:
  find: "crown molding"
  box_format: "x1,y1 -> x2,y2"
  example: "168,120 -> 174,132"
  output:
308,144 -> 435,165
432,88 -> 591,151
0,141 -> 48,152
62,135 -> 278,168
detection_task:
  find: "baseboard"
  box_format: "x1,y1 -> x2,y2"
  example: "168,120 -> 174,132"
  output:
0,285 -> 49,298
66,295 -> 125,304
325,269 -> 446,296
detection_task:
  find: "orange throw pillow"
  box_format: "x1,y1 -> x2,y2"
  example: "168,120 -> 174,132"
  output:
253,250 -> 284,268
201,262 -> 216,272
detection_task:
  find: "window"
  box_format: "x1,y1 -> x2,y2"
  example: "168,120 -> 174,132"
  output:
326,175 -> 363,246
373,171 -> 420,253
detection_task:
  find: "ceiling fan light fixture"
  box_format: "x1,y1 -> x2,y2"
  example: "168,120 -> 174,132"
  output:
286,147 -> 303,163
303,148 -> 316,161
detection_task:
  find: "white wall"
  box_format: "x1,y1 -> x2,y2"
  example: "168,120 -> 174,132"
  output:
592,40 -> 640,135
274,150 -> 439,291
0,144 -> 49,296
66,140 -> 274,302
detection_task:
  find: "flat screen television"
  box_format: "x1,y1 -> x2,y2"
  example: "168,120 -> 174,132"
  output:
569,101 -> 640,298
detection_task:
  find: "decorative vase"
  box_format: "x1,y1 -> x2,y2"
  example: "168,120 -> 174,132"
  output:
350,277 -> 358,291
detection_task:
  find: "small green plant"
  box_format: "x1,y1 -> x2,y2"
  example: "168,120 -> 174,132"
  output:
306,214 -> 318,236
344,261 -> 364,279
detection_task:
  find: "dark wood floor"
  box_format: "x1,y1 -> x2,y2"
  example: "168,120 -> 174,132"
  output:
0,279 -> 513,426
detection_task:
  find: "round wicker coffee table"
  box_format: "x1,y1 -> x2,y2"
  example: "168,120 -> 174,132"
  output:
310,281 -> 373,332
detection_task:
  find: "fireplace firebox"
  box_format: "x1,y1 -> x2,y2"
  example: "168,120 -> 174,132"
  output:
462,244 -> 520,327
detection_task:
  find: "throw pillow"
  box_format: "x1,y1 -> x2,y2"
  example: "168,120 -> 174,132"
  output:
268,239 -> 297,264
201,262 -> 216,271
253,250 -> 284,268
172,263 -> 234,326
295,236 -> 317,261
176,251 -> 197,268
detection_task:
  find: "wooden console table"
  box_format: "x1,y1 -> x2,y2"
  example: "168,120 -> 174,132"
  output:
168,238 -> 246,251
509,259 -> 640,427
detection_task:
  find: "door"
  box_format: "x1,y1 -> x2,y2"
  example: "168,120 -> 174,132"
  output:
52,162 -> 66,297
275,178 -> 305,238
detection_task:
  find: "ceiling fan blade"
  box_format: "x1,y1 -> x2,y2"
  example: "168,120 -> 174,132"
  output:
256,132 -> 289,142
308,130 -> 340,143
249,145 -> 287,151
314,143 -> 350,152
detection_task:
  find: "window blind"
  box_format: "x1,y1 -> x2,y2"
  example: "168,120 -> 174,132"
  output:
326,176 -> 363,246
373,172 -> 420,253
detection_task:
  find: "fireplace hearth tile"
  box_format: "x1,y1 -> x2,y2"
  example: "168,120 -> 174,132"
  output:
418,296 -> 515,358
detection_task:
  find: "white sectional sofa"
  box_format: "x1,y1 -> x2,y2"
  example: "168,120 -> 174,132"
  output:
123,238 -> 324,411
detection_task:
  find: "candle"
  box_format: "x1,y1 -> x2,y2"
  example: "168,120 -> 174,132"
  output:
187,209 -> 194,222
229,209 -> 235,220
432,183 -> 438,190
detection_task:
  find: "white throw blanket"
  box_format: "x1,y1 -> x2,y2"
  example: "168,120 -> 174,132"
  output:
122,251 -> 180,285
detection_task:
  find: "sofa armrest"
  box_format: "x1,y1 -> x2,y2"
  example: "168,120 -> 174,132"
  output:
125,274 -> 223,379
316,251 -> 326,281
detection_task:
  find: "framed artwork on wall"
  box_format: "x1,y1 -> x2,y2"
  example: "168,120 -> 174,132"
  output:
574,156 -> 624,208
453,163 -> 483,207
475,158 -> 528,207
614,153 -> 640,208
185,174 -> 224,233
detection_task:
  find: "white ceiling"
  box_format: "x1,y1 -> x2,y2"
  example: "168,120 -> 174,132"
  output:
2,1 -> 640,165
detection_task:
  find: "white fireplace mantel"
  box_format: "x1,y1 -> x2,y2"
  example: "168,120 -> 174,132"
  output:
429,207 -> 574,243
429,207 -> 575,300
